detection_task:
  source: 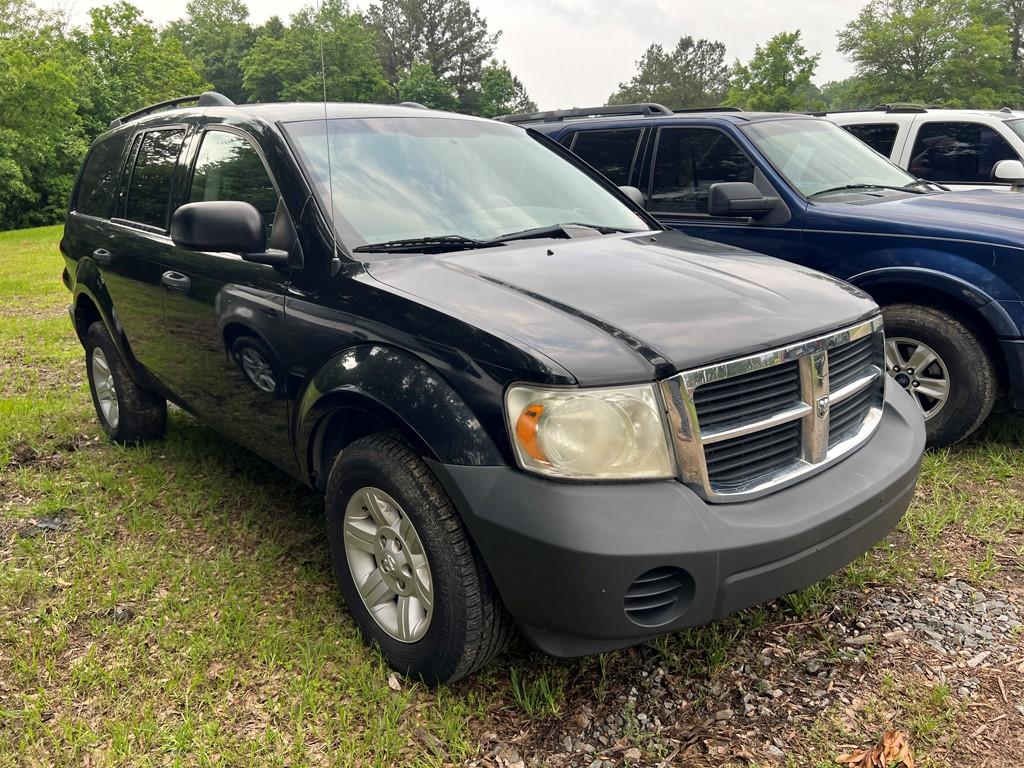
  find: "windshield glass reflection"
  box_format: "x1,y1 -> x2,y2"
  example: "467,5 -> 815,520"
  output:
284,117 -> 647,246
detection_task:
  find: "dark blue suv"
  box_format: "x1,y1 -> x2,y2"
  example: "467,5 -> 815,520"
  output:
512,104 -> 1024,446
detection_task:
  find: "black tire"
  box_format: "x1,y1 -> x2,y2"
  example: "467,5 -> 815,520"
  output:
881,303 -> 996,447
84,321 -> 167,445
325,433 -> 514,684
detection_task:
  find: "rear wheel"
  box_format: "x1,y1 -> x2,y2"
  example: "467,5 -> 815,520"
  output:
881,303 -> 996,447
84,322 -> 167,444
325,433 -> 513,684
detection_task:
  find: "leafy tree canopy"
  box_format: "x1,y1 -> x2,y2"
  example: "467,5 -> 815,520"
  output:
242,0 -> 389,102
366,0 -> 499,110
726,30 -> 824,112
608,36 -> 729,109
837,0 -> 1018,108
478,59 -> 536,117
164,0 -> 254,103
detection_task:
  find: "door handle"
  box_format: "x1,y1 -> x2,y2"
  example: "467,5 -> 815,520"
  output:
92,248 -> 114,266
161,271 -> 191,293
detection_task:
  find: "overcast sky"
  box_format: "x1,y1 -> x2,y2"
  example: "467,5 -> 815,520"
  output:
49,0 -> 868,109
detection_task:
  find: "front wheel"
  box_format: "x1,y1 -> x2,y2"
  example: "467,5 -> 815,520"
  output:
325,433 -> 513,684
881,304 -> 996,447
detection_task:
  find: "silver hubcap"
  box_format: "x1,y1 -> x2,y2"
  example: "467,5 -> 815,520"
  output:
886,336 -> 950,420
90,347 -> 119,429
343,487 -> 433,643
238,347 -> 276,393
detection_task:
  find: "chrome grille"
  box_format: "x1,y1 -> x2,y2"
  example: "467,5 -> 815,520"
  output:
660,316 -> 885,501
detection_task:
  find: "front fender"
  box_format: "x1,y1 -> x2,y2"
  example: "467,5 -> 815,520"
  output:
295,344 -> 504,482
849,264 -> 1021,337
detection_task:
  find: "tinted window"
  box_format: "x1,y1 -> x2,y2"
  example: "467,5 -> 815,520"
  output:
188,131 -> 279,237
125,129 -> 186,228
651,128 -> 755,214
570,129 -> 643,185
75,134 -> 129,218
909,122 -> 1017,183
842,123 -> 899,157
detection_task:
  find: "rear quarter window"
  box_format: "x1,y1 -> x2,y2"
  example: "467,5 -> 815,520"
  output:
74,134 -> 129,218
841,123 -> 899,157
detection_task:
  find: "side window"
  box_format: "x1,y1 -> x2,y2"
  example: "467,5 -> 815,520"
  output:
125,129 -> 186,229
909,122 -> 1018,183
570,129 -> 643,186
650,128 -> 755,214
188,131 -> 279,237
842,123 -> 899,157
74,134 -> 129,218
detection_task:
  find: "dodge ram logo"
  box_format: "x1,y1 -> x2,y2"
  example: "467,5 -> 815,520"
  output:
816,395 -> 830,418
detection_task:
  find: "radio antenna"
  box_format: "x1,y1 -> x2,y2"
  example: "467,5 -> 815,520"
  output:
316,0 -> 342,276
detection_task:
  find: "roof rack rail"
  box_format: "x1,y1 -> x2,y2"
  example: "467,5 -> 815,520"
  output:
496,103 -> 673,124
109,91 -> 235,129
874,103 -> 928,113
399,101 -> 428,109
672,106 -> 743,113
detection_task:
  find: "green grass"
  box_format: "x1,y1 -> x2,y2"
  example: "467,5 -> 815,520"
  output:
2,224 -> 1022,766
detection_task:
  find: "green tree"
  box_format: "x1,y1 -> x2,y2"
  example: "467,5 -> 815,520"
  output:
0,4 -> 88,229
726,30 -> 824,111
242,0 -> 387,103
73,2 -> 207,134
397,60 -> 458,110
608,36 -> 729,108
477,59 -> 535,117
366,0 -> 498,110
819,76 -> 873,110
837,0 -> 1017,108
165,0 -> 254,103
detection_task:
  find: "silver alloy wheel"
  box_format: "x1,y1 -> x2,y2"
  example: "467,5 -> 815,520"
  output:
343,486 -> 433,643
90,347 -> 120,429
886,336 -> 950,420
238,346 -> 276,393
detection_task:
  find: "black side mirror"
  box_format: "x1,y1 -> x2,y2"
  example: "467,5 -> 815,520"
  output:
707,182 -> 778,218
170,201 -> 291,267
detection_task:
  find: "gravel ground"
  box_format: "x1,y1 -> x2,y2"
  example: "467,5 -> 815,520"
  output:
469,573 -> 1024,768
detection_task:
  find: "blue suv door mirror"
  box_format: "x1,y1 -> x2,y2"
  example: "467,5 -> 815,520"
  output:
707,182 -> 778,217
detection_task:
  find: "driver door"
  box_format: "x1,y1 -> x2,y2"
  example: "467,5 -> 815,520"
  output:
160,126 -> 296,472
639,126 -> 803,258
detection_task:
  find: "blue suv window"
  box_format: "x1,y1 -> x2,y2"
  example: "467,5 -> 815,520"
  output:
909,122 -> 1017,184
569,129 -> 643,186
651,128 -> 754,214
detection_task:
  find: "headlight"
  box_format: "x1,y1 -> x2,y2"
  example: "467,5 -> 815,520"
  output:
505,384 -> 676,480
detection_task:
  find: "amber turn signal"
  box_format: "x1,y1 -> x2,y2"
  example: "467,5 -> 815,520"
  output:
515,403 -> 547,462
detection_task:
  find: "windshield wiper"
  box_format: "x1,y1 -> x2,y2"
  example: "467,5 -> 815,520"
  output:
489,222 -> 637,244
809,183 -> 928,198
353,235 -> 501,254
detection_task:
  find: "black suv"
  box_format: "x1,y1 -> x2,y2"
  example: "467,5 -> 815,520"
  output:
61,92 -> 926,683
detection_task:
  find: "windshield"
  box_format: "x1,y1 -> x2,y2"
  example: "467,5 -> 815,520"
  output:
1008,119 -> 1024,141
743,118 -> 920,198
284,117 -> 648,247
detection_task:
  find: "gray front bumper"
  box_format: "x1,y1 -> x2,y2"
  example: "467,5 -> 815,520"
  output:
431,380 -> 926,657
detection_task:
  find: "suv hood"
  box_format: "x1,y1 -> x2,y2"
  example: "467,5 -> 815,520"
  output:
815,189 -> 1024,244
363,231 -> 878,385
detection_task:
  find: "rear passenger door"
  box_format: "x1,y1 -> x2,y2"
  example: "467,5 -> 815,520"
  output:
103,126 -> 190,376
566,128 -> 647,187
159,126 -> 294,470
640,126 -> 803,258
